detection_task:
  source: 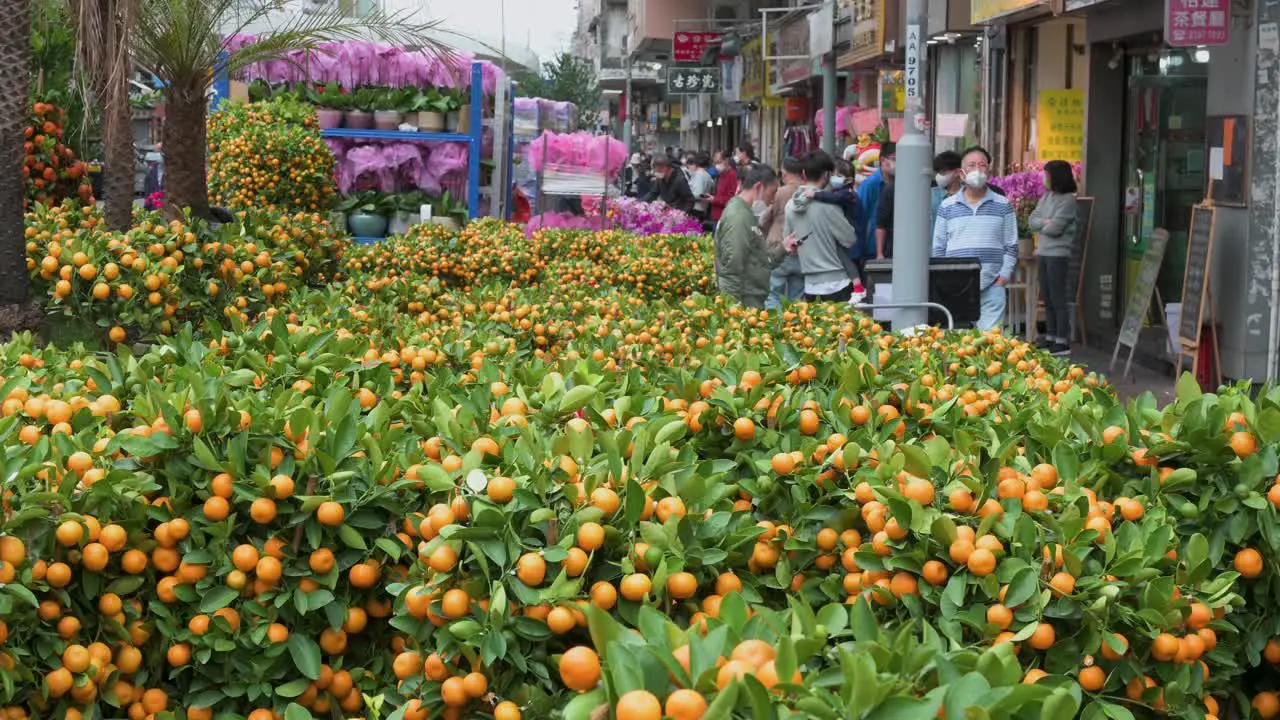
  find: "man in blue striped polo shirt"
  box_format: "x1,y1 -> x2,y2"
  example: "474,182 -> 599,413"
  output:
932,146 -> 1017,331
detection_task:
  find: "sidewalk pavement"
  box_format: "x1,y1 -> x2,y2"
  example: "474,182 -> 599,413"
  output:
1067,344 -> 1177,404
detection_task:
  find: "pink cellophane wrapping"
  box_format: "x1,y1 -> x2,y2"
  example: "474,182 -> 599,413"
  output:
227,38 -> 499,92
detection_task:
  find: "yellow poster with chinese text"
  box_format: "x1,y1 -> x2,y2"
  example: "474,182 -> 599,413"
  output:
1036,89 -> 1085,163
971,0 -> 1045,24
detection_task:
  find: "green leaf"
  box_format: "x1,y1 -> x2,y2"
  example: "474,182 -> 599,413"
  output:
562,687 -> 607,720
704,680 -> 741,716
945,673 -> 992,720
1003,567 -> 1038,608
337,524 -> 369,550
276,678 -> 312,698
286,635 -> 322,680
867,695 -> 943,720
1176,372 -> 1203,403
199,586 -> 240,613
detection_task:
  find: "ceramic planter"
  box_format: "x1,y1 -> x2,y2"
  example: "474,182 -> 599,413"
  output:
373,111 -> 403,131
344,110 -> 373,130
316,108 -> 343,129
456,105 -> 471,135
388,211 -> 420,236
429,217 -> 461,232
347,211 -> 388,239
445,111 -> 460,132
329,211 -> 348,235
417,111 -> 445,132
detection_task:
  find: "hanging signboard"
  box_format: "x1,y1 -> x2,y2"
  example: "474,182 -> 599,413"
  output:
1165,0 -> 1230,47
667,67 -> 721,95
1036,89 -> 1085,162
674,32 -> 723,64
809,0 -> 835,57
770,16 -> 812,88
845,0 -> 886,66
879,69 -> 905,115
971,0 -> 1046,24
741,39 -> 766,100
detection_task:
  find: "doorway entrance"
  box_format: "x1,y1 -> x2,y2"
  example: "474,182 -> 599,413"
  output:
1120,47 -> 1209,317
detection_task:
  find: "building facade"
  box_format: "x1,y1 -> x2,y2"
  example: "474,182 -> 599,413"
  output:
970,0 -> 1278,384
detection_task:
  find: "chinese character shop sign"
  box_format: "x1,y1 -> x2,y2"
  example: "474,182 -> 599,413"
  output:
1165,0 -> 1229,46
673,32 -> 723,64
667,68 -> 721,95
1036,89 -> 1085,163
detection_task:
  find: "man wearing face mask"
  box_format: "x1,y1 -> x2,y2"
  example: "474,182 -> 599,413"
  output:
785,151 -> 858,302
933,146 -> 1018,331
856,142 -> 894,262
930,151 -> 963,238
644,155 -> 696,213
714,164 -> 780,308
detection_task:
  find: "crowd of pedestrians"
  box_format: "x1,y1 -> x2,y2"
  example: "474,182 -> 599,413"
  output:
631,139 -> 1077,353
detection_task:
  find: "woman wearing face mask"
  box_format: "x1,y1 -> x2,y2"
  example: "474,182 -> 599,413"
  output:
709,151 -> 739,227
1028,159 -> 1079,356
932,146 -> 1018,331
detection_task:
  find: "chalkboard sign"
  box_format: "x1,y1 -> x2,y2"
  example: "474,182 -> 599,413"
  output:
1067,197 -> 1094,343
1116,228 -> 1170,349
1179,204 -> 1216,348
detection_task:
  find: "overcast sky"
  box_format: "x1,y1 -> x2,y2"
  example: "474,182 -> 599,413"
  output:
420,0 -> 580,65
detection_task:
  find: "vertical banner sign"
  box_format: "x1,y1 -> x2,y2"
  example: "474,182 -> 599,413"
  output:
904,25 -> 921,101
1165,0 -> 1230,46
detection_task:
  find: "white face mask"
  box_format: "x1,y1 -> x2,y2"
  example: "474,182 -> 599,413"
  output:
751,199 -> 769,219
936,172 -> 954,187
964,170 -> 989,189
830,175 -> 847,189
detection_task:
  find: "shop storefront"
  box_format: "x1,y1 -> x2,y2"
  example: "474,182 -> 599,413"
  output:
837,0 -> 900,146
1070,0 -> 1263,378
975,0 -> 1088,168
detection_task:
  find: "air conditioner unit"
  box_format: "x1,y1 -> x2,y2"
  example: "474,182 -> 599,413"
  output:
711,1 -> 746,21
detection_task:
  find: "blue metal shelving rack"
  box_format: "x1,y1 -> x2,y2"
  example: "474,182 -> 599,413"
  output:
323,62 -> 486,243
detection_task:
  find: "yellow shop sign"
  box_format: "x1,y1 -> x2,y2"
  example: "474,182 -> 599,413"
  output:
971,0 -> 1045,23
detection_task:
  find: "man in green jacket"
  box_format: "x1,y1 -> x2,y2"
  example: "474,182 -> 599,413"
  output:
714,164 -> 779,308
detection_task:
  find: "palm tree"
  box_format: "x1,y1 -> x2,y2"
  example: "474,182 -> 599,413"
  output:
70,0 -> 135,231
0,0 -> 33,315
131,0 -> 453,219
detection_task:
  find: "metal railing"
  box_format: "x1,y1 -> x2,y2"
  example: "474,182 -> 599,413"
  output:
852,301 -> 955,331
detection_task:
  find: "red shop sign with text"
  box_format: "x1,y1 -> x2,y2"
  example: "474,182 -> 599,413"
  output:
1165,0 -> 1229,46
673,32 -> 723,64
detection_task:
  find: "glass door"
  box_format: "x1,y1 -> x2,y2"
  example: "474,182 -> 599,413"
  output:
1121,48 -> 1208,316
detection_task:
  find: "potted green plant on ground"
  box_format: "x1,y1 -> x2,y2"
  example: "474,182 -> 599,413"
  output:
373,87 -> 404,130
341,190 -> 396,238
389,190 -> 428,235
346,87 -> 378,129
426,190 -> 468,231
309,82 -> 350,128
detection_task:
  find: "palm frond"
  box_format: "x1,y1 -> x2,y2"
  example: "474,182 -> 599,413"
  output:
132,0 -> 460,92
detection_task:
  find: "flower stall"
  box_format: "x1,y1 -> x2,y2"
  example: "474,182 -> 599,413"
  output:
219,39 -> 515,241
525,130 -> 627,230
513,97 -> 579,212
526,196 -> 704,236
